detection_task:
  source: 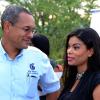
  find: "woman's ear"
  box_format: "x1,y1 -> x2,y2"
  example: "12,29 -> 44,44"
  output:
88,48 -> 94,57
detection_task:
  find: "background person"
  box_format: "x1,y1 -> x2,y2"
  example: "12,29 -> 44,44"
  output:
0,5 -> 60,100
31,34 -> 63,73
31,34 -> 63,100
58,28 -> 100,100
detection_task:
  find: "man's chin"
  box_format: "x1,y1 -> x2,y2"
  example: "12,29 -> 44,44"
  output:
22,45 -> 28,49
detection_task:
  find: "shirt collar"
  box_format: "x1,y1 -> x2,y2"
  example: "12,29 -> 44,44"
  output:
0,40 -> 24,59
0,40 -> 6,55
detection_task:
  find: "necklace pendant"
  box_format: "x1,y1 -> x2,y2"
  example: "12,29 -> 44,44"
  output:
76,72 -> 84,80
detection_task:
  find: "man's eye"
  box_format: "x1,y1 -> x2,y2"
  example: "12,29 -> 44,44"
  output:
23,28 -> 35,33
24,28 -> 30,32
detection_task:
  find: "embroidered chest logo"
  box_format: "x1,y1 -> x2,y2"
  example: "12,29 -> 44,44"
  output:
27,63 -> 38,78
30,63 -> 35,70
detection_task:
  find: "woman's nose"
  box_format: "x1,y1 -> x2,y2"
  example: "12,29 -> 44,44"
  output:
67,47 -> 73,54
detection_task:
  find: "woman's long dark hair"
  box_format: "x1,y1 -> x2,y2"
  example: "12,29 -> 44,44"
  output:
62,27 -> 100,93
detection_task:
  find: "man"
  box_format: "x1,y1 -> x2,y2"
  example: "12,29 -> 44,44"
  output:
0,5 -> 60,100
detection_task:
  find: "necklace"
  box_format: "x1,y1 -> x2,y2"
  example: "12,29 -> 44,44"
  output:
76,72 -> 85,80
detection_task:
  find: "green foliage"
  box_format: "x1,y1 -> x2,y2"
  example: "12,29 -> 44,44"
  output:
0,27 -> 3,38
7,0 -> 99,62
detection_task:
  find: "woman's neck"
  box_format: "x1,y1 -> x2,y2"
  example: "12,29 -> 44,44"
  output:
77,64 -> 88,73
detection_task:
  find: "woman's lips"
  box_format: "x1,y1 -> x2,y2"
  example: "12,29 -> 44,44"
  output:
68,56 -> 74,61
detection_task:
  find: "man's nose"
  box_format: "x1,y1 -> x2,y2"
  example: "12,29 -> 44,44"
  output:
27,31 -> 33,38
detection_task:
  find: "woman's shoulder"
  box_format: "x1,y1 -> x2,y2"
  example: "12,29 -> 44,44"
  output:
86,71 -> 100,84
93,71 -> 100,84
88,71 -> 100,92
92,72 -> 100,99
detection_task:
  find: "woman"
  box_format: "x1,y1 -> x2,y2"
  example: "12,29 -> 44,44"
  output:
58,28 -> 100,100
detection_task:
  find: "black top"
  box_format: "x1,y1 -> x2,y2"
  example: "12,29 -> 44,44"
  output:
58,71 -> 100,100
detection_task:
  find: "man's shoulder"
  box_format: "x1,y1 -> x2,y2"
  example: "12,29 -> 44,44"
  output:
24,46 -> 48,58
27,46 -> 45,54
27,46 -> 41,52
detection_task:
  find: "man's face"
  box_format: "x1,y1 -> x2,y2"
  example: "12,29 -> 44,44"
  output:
7,12 -> 35,49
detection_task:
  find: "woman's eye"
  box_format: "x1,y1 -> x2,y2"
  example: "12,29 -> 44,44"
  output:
74,46 -> 80,50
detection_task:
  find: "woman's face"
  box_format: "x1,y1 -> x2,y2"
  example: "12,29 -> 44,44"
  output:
67,36 -> 93,68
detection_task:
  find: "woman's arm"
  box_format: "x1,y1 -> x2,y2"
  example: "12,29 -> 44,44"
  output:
93,84 -> 100,100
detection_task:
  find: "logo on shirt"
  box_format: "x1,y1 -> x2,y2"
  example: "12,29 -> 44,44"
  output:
30,63 -> 35,70
27,63 -> 38,78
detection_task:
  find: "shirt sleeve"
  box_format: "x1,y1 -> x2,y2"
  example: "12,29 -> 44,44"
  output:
39,53 -> 60,94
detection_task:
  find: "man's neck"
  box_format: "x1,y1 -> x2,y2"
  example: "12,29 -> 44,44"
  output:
1,38 -> 21,59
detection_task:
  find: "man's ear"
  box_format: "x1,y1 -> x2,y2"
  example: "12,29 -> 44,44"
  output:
3,21 -> 12,33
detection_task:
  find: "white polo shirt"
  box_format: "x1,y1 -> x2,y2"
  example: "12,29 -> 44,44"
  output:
0,41 -> 60,100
